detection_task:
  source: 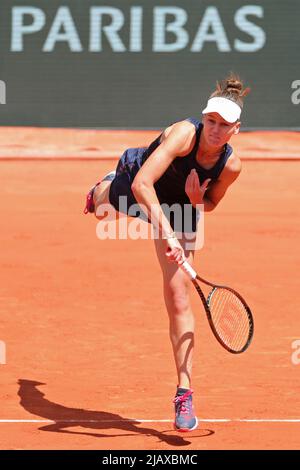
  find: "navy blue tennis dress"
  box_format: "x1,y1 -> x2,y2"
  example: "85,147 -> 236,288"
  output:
108,117 -> 233,233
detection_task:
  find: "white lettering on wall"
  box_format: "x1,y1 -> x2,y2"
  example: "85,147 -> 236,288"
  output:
10,5 -> 266,53
130,7 -> 143,52
153,7 -> 189,52
43,7 -> 83,52
90,7 -> 126,52
12,7 -> 46,51
291,80 -> 300,105
234,5 -> 266,52
191,6 -> 231,52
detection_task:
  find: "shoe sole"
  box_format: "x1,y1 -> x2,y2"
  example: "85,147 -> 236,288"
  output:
174,417 -> 198,432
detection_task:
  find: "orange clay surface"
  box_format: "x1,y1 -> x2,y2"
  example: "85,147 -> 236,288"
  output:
0,126 -> 300,160
0,129 -> 299,450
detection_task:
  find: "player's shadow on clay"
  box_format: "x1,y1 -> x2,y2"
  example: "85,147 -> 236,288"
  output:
17,379 -> 214,446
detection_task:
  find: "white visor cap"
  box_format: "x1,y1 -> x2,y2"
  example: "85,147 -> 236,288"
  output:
202,97 -> 241,123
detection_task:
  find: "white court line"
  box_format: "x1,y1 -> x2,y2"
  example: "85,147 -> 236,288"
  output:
0,419 -> 300,423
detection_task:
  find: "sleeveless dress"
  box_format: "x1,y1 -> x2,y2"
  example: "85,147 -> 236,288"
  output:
108,117 -> 233,233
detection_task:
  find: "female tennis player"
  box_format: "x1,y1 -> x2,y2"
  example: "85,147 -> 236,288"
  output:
84,73 -> 249,432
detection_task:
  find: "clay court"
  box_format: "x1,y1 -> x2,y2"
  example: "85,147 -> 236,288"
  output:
0,129 -> 299,449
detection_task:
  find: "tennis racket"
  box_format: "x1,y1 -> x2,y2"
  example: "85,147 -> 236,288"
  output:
179,261 -> 254,354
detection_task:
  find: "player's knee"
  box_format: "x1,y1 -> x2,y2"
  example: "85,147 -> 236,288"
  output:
165,284 -> 191,315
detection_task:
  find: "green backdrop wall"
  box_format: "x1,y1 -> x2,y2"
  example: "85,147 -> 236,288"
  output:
0,0 -> 299,128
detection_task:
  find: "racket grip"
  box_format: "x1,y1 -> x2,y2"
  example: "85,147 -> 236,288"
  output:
180,261 -> 197,280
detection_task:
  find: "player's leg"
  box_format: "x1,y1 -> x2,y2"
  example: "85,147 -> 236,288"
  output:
154,235 -> 195,388
154,233 -> 198,431
93,179 -> 113,220
84,171 -> 115,218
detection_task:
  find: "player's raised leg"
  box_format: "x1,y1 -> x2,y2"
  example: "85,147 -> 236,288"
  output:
84,171 -> 115,218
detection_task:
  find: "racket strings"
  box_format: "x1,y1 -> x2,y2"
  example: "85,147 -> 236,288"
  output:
208,288 -> 251,351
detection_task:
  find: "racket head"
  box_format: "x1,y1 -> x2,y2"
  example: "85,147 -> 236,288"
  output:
206,286 -> 254,354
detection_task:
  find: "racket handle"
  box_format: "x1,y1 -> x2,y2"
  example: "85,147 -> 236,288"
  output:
180,261 -> 197,280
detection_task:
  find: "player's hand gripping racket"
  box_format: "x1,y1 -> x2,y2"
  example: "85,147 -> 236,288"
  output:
179,260 -> 254,353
